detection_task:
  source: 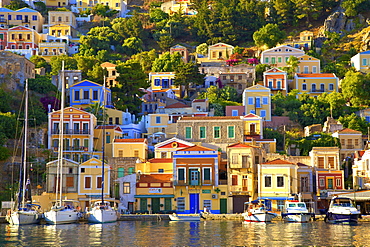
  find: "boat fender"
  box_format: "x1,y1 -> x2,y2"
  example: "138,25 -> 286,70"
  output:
248,212 -> 252,216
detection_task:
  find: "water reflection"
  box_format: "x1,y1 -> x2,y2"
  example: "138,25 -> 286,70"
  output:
1,221 -> 370,246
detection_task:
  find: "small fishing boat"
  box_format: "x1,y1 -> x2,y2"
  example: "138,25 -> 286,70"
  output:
242,199 -> 277,223
169,213 -> 201,221
281,200 -> 312,223
325,196 -> 361,224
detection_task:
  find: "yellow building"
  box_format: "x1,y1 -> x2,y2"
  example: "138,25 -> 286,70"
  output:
259,159 -> 298,211
48,11 -> 77,28
227,143 -> 264,213
149,72 -> 181,98
144,113 -> 173,137
94,125 -> 124,157
161,0 -> 196,16
78,158 -> 112,208
261,45 -> 305,67
49,24 -> 77,38
7,26 -> 41,49
44,0 -> 68,8
351,51 -> 370,72
136,158 -> 173,174
332,128 -> 363,161
294,73 -> 339,97
38,41 -> 68,59
208,42 -> 234,60
111,138 -> 148,161
297,54 -> 320,74
76,0 -> 127,17
48,107 -> 99,163
101,62 -> 119,88
0,7 -> 44,32
243,84 -> 271,121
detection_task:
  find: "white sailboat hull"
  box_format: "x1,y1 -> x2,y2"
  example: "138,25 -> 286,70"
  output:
7,211 -> 41,225
44,210 -> 80,224
242,212 -> 277,222
87,208 -> 118,223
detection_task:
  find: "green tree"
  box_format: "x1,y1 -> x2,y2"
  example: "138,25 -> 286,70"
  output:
152,52 -> 183,72
111,61 -> 150,115
50,55 -> 78,75
271,0 -> 295,26
91,4 -> 119,18
283,56 -> 299,79
286,133 -> 340,156
196,43 -> 208,56
122,37 -> 143,56
111,13 -> 144,40
339,113 -> 370,135
0,89 -> 13,113
28,75 -> 57,94
253,23 -> 286,48
149,8 -> 169,23
131,49 -> 158,73
30,56 -> 50,70
174,63 -> 204,98
84,103 -> 108,123
5,0 -> 28,10
157,31 -> 174,51
291,0 -> 323,26
341,70 -> 370,106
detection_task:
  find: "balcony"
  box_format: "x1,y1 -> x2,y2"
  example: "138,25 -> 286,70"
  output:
52,146 -> 89,152
173,180 -> 214,186
51,129 -> 91,135
245,131 -> 258,135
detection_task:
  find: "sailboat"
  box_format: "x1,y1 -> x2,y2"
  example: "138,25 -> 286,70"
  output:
86,80 -> 118,224
6,80 -> 42,225
44,64 -> 81,224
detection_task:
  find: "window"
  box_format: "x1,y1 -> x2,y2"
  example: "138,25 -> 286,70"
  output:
154,79 -> 160,86
203,168 -> 211,184
203,200 -> 211,210
156,116 -> 161,124
277,80 -> 282,89
32,15 -> 37,21
83,90 -> 89,99
118,167 -> 124,178
255,97 -> 261,108
81,168 -> 85,173
301,177 -> 309,192
268,80 -> 273,88
277,176 -> 284,187
118,150 -> 123,157
185,127 -> 192,139
232,175 -> 238,185
336,178 -> 341,187
313,66 -> 317,73
319,178 -> 325,187
262,97 -> 268,105
248,97 -> 254,105
199,127 -> 206,139
228,126 -> 235,138
213,126 -> 220,138
178,168 -> 185,184
16,15 -> 22,20
83,139 -> 89,148
304,66 -> 309,73
232,110 -> 238,116
285,56 -> 289,62
134,150 -> 139,157
8,15 -> 11,20
115,117 -> 119,124
66,177 -> 74,187
74,90 -> 80,100
265,57 -> 269,63
177,197 -> 185,212
106,135 -> 111,144
329,83 -> 334,91
84,176 -> 91,189
302,84 -> 307,91
277,57 -> 282,63
264,176 -> 271,187
363,58 -> 367,66
97,176 -> 102,189
271,57 -> 276,64
311,84 -> 316,92
123,182 -> 130,194
158,169 -> 164,173
260,110 -> 266,118
93,90 -> 98,100
320,84 -> 325,92
128,167 -> 135,175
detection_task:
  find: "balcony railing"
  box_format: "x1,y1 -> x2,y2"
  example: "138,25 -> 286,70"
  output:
173,180 -> 214,186
52,146 -> 89,151
51,129 -> 90,135
245,131 -> 258,135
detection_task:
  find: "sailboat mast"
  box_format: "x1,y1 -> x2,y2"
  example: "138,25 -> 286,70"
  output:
21,79 -> 29,208
102,77 -> 106,205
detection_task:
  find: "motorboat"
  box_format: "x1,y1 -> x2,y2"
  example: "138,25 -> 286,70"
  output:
86,200 -> 119,223
242,199 -> 277,222
169,213 -> 201,221
281,200 -> 312,223
44,200 -> 81,225
325,196 -> 361,224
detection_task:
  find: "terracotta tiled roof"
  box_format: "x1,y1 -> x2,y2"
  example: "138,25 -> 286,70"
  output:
114,138 -> 146,142
228,143 -> 253,148
165,102 -> 189,108
243,113 -> 259,118
338,128 -> 362,134
137,174 -> 172,183
178,145 -> 216,152
296,73 -> 336,78
100,62 -> 116,67
180,116 -> 240,120
148,158 -> 173,163
262,159 -> 295,165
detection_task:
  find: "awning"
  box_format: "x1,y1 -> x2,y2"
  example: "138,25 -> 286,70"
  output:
134,195 -> 174,198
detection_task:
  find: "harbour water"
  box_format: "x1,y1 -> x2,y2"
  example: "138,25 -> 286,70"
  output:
1,220 -> 370,246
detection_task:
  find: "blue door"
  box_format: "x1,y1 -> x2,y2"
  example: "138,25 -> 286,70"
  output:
189,194 -> 199,213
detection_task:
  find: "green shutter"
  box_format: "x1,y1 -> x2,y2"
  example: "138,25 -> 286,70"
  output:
214,126 -> 220,138
178,169 -> 185,180
128,167 -> 134,175
200,126 -> 206,138
228,126 -> 235,138
185,127 -> 192,139
118,168 -> 124,178
204,168 -> 211,180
